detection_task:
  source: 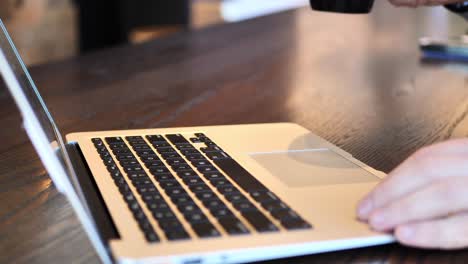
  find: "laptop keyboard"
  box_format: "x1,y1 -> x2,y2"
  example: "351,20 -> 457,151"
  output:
91,133 -> 311,243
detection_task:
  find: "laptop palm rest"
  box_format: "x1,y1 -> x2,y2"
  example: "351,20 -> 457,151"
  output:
250,149 -> 379,187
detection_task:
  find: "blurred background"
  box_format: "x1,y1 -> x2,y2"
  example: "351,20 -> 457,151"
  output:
0,0 -> 309,66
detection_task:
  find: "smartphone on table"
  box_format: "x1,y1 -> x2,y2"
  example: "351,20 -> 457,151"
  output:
420,36 -> 468,62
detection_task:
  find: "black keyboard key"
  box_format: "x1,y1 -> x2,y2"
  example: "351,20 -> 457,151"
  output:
149,167 -> 170,174
103,158 -> 116,167
117,154 -> 136,160
151,142 -> 171,148
131,142 -> 148,147
106,163 -> 118,172
165,187 -> 187,197
145,161 -> 165,168
128,200 -> 141,212
145,230 -> 160,243
190,137 -> 202,143
192,222 -> 221,238
165,229 -> 190,241
166,134 -> 190,145
95,146 -> 108,153
281,219 -> 312,230
132,177 -> 153,186
142,193 -> 164,203
135,150 -> 154,156
194,133 -> 206,138
128,201 -> 145,212
184,211 -> 208,224
92,138 -> 104,146
203,172 -> 226,181
176,144 -> 196,151
124,166 -> 144,173
202,198 -> 225,209
153,173 -> 175,182
224,192 -> 246,203
120,160 -> 140,167
100,152 -> 111,160
112,148 -> 131,154
118,183 -> 131,193
271,210 -> 301,221
217,185 -> 239,194
152,209 -> 177,221
109,143 -> 127,150
218,218 -> 250,235
185,154 -> 206,164
161,153 -> 181,160
198,137 -> 212,143
132,145 -> 151,151
183,177 -> 205,186
126,135 -> 143,140
159,180 -> 181,190
209,178 -> 232,187
250,190 -> 281,203
185,153 -> 205,161
210,206 -> 234,219
138,219 -> 154,232
137,185 -> 159,194
180,149 -> 200,155
206,152 -> 231,160
177,202 -> 200,215
177,170 -> 198,178
166,158 -> 186,166
171,164 -> 192,172
171,194 -> 193,205
232,200 -> 257,212
110,169 -> 123,179
123,192 -> 136,203
197,166 -> 218,174
191,160 -> 211,167
146,201 -> 170,212
242,211 -> 279,233
261,201 -> 289,212
214,159 -> 267,192
201,146 -> 223,153
114,176 -> 127,185
105,137 -> 125,145
114,175 -> 126,184
195,191 -> 218,201
127,172 -> 149,180
158,218 -> 184,231
139,155 -> 159,162
146,135 -> 167,143
157,147 -> 177,154
189,184 -> 212,193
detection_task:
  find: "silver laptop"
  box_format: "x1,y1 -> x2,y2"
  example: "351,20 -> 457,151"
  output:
0,20 -> 393,263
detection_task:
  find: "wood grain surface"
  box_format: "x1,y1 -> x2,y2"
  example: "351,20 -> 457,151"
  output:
2,1 -> 468,263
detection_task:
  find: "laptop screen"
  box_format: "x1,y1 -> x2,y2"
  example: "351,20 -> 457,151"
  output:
0,20 -> 113,263
0,20 -> 79,193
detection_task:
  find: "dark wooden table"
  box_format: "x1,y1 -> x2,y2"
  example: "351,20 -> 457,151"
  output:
2,1 -> 468,263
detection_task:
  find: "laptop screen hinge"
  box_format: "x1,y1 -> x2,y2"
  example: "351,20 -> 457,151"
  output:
65,142 -> 121,244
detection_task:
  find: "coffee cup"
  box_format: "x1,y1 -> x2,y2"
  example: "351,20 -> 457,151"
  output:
309,0 -> 374,14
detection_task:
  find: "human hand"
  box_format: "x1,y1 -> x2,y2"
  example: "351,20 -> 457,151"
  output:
357,139 -> 468,249
389,0 -> 466,7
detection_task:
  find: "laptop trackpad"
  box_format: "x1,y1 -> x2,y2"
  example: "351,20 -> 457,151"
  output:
250,149 -> 379,187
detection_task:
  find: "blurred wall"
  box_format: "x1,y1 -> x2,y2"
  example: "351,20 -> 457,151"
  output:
1,0 -> 77,66
1,0 -> 221,66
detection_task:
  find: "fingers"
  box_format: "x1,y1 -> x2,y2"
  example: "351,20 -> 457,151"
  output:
368,177 -> 468,231
389,0 -> 464,7
358,150 -> 468,220
395,212 -> 468,249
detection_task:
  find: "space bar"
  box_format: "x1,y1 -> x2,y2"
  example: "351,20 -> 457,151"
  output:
214,159 -> 267,192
